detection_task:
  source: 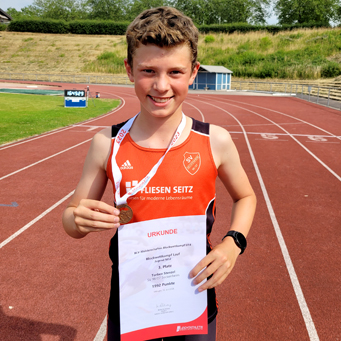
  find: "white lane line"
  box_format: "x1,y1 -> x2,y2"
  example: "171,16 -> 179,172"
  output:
86,126 -> 99,131
0,191 -> 74,249
228,131 -> 341,138
0,95 -> 125,151
225,122 -> 305,127
184,101 -> 205,122
73,125 -> 107,128
210,99 -> 341,182
0,139 -> 92,181
0,126 -> 75,151
93,315 -> 107,341
217,97 -> 341,141
192,98 -> 320,341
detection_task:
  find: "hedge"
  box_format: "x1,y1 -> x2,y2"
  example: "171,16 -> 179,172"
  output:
7,19 -> 330,35
0,24 -> 7,31
198,22 -> 330,35
8,19 -> 69,34
68,20 -> 129,35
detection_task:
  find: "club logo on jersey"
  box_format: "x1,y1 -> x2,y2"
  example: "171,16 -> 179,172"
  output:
183,152 -> 201,175
120,160 -> 133,170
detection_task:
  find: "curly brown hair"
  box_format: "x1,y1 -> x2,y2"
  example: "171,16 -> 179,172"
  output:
126,6 -> 199,70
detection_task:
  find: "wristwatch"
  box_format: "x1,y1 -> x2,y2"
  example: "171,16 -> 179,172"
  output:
222,230 -> 247,255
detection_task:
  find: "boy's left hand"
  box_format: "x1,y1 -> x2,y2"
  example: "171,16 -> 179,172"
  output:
189,237 -> 241,292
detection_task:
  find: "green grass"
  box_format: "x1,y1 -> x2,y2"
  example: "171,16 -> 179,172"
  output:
0,93 -> 120,144
198,28 -> 341,79
82,51 -> 126,74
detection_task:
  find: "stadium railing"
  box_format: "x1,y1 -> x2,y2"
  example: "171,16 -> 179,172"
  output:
1,72 -> 341,111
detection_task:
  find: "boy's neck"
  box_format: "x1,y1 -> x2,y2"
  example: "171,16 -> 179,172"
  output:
130,109 -> 189,149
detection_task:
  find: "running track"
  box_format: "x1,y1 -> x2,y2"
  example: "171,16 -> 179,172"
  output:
0,82 -> 340,341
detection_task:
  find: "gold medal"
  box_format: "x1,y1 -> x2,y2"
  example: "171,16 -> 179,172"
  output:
117,204 -> 133,224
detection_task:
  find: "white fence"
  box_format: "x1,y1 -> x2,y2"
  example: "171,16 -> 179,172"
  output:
1,72 -> 341,110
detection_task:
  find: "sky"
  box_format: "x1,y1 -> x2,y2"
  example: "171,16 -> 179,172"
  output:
3,0 -> 279,24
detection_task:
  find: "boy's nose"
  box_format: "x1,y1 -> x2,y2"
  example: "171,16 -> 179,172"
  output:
153,74 -> 170,92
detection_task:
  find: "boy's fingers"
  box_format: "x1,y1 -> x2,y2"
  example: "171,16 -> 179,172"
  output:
197,267 -> 229,292
80,199 -> 120,216
75,216 -> 120,233
189,254 -> 214,279
192,260 -> 220,286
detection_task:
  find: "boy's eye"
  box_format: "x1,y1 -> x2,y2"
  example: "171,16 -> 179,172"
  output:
143,69 -> 154,73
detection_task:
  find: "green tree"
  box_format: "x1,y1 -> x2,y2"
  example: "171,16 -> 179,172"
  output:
125,0 -> 169,21
6,6 -> 41,19
171,0 -> 270,25
274,0 -> 341,25
24,0 -> 89,20
86,0 -> 126,20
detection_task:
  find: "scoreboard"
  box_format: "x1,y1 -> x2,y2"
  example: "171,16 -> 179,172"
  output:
64,89 -> 87,108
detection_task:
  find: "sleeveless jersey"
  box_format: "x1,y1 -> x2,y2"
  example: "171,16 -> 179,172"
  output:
106,118 -> 218,326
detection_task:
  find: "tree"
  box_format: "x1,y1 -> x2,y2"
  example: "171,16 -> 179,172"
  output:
125,0 -> 170,21
171,0 -> 270,25
273,0 -> 341,25
86,0 -> 126,20
6,6 -> 41,19
26,0 -> 89,21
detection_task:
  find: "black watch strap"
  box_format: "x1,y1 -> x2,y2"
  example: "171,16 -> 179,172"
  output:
222,230 -> 247,255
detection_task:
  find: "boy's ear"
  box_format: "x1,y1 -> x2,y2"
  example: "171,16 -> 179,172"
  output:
124,59 -> 134,83
189,62 -> 200,85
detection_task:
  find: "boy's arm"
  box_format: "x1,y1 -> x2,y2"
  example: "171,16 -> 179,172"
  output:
62,128 -> 120,239
190,125 -> 256,291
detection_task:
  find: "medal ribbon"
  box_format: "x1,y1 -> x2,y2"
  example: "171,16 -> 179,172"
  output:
111,113 -> 186,206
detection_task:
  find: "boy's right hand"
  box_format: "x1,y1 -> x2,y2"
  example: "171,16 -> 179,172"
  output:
73,199 -> 121,236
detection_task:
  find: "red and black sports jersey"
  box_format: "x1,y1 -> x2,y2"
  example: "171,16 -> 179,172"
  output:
106,117 -> 218,326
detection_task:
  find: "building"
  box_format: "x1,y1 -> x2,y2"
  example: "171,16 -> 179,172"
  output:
0,9 -> 12,23
189,65 -> 233,91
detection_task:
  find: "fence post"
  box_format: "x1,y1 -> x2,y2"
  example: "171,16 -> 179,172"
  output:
308,87 -> 311,102
316,86 -> 320,103
327,89 -> 330,107
290,84 -> 293,94
285,84 -> 287,93
270,83 -> 272,93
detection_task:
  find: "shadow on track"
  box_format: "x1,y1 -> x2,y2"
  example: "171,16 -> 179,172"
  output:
0,306 -> 77,340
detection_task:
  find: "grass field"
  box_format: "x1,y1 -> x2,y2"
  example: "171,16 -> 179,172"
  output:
0,93 -> 120,145
2,28 -> 341,80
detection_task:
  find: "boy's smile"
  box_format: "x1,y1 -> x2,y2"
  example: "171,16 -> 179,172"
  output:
125,43 -> 199,120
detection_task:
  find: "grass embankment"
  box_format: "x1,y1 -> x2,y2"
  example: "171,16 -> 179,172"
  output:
0,93 -> 120,144
1,28 -> 341,80
199,29 -> 341,79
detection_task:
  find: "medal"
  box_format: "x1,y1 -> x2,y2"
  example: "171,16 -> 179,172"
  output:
112,113 -> 186,224
117,204 -> 133,224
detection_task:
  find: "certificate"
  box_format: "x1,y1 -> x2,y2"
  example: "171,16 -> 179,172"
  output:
118,215 -> 208,341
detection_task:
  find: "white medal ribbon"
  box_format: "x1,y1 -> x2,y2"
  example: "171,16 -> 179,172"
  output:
112,113 -> 186,206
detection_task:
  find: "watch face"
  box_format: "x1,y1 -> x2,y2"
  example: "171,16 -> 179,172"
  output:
236,232 -> 247,249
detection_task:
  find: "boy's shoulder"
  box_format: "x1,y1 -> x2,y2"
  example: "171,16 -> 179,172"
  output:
110,120 -> 130,138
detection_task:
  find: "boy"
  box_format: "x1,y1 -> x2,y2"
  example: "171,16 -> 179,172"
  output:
62,6 -> 256,341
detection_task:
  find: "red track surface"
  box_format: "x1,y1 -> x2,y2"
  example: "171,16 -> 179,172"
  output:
1,82 -> 340,341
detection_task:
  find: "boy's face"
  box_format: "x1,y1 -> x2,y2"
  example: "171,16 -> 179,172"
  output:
125,43 -> 199,120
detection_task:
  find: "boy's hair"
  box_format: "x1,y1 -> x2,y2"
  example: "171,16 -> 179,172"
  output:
126,6 -> 199,70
